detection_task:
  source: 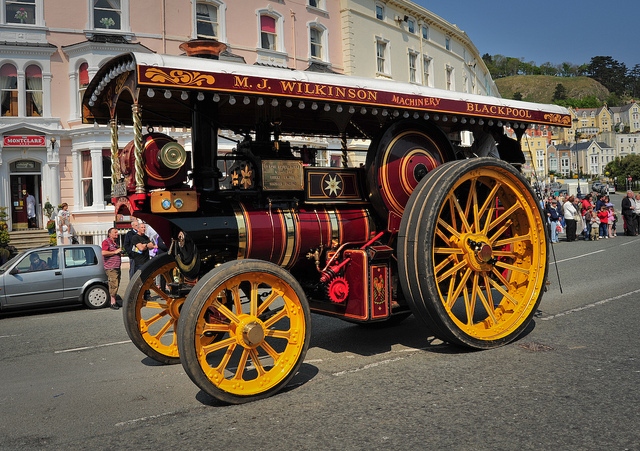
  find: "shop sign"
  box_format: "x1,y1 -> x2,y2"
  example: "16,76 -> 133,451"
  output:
3,135 -> 47,147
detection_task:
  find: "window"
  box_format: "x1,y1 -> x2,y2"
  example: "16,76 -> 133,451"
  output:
81,151 -> 93,207
376,40 -> 388,75
446,66 -> 454,90
445,37 -> 451,51
78,62 -> 89,114
421,25 -> 429,39
375,3 -> 384,20
422,56 -> 431,87
408,52 -> 417,83
196,2 -> 218,39
308,0 -> 324,8
310,26 -> 323,60
25,64 -> 42,117
260,15 -> 277,50
93,0 -> 121,30
0,63 -> 18,116
407,18 -> 415,33
5,0 -> 35,24
102,150 -> 112,206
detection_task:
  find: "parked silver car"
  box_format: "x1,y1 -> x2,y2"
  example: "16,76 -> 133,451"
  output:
0,245 -> 109,312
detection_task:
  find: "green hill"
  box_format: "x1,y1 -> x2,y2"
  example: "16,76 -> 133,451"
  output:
494,75 -> 610,104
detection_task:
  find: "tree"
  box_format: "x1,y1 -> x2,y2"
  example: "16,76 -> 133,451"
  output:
552,83 -> 567,101
588,56 -> 628,95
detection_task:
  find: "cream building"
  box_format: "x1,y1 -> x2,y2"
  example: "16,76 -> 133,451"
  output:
340,0 -> 497,96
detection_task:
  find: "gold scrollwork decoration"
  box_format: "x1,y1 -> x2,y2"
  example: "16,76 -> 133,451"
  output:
543,113 -> 571,125
144,68 -> 216,87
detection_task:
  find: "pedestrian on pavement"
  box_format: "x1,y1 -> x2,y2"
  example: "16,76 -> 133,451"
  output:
563,195 -> 578,242
545,197 -> 562,244
621,190 -> 636,236
131,223 -> 157,299
101,227 -> 122,310
123,217 -> 139,279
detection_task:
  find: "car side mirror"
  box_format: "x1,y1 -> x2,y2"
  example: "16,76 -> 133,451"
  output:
9,268 -> 19,275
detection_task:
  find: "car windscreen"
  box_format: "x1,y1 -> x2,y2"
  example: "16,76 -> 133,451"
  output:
0,252 -> 24,273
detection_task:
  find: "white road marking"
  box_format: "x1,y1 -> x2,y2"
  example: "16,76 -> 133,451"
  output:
550,249 -> 605,265
55,340 -> 131,354
540,288 -> 640,321
332,356 -> 405,376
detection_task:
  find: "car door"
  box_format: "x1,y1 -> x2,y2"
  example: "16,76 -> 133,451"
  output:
62,246 -> 99,299
2,248 -> 64,307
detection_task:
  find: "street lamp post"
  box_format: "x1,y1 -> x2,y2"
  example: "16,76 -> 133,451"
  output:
573,117 -> 581,197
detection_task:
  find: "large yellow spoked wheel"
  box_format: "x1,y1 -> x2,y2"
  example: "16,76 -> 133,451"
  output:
398,158 -> 548,349
123,253 -> 186,364
177,259 -> 311,404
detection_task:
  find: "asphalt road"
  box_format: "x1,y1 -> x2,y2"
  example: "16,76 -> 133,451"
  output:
1,218 -> 639,450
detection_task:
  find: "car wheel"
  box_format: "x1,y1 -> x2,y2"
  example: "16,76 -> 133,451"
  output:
84,284 -> 109,309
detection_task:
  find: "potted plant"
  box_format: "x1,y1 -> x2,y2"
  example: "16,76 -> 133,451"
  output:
44,201 -> 56,236
0,206 -> 17,263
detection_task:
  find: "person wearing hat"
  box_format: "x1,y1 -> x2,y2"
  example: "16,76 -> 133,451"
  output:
545,197 -> 562,243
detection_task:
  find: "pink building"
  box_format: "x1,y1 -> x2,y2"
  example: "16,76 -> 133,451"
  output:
0,0 -> 342,241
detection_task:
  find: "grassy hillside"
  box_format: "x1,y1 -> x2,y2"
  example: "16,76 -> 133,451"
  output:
494,75 -> 610,104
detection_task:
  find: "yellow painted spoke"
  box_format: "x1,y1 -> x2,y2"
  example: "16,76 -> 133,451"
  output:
477,183 -> 501,223
233,348 -> 250,380
492,249 -> 518,258
493,234 -> 532,247
491,266 -> 510,287
479,274 -> 498,325
434,247 -> 464,255
488,221 -> 513,243
249,348 -> 266,376
466,273 -> 479,326
259,339 -> 281,361
213,341 -> 236,373
202,320 -> 231,334
257,290 -> 279,316
489,203 -> 520,230
143,300 -> 168,311
436,258 -> 467,284
434,254 -> 458,274
495,260 -> 530,275
250,281 -> 259,316
212,297 -> 241,324
142,311 -> 169,328
148,284 -> 168,299
449,193 -> 472,233
488,277 -> 520,307
202,336 -> 235,355
263,308 -> 288,329
229,285 -> 243,315
265,328 -> 291,340
152,317 -> 175,339
437,216 -> 462,239
465,179 -> 477,228
481,206 -> 496,235
445,267 -> 472,310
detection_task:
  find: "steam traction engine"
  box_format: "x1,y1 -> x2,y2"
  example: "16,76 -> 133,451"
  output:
83,41 -> 571,404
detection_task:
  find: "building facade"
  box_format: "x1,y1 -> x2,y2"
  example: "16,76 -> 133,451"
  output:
340,0 -> 497,96
1,0 -> 499,241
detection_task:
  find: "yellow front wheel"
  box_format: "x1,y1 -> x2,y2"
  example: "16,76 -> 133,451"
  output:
398,158 -> 548,349
123,254 -> 185,364
177,260 -> 311,404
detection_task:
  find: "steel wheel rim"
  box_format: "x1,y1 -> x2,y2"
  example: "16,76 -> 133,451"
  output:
134,260 -> 184,359
432,166 -> 546,341
191,271 -> 306,396
88,287 -> 107,307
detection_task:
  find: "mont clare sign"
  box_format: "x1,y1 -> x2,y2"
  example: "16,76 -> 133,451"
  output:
3,135 -> 47,147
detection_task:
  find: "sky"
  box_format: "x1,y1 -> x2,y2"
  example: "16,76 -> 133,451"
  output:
415,1 -> 638,68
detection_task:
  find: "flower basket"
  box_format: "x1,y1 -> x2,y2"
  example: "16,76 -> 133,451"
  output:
46,219 -> 56,234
